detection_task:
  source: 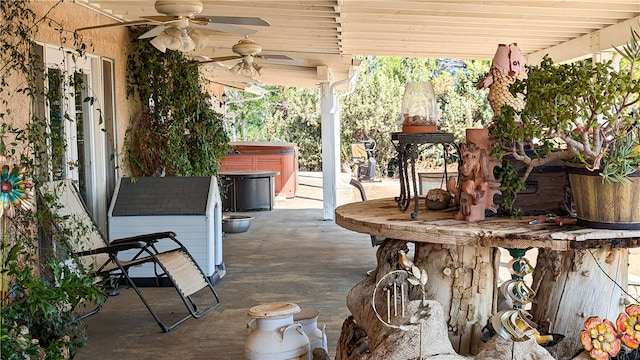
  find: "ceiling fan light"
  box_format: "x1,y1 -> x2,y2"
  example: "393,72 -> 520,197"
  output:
164,26 -> 182,38
239,61 -> 257,77
240,67 -> 253,77
165,36 -> 183,51
189,30 -> 209,51
180,34 -> 196,52
254,63 -> 263,76
180,38 -> 196,52
150,34 -> 167,52
230,62 -> 242,76
159,29 -> 180,51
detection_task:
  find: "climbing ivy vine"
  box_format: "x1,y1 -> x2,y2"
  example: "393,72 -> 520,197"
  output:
125,27 -> 229,177
0,2 -> 106,359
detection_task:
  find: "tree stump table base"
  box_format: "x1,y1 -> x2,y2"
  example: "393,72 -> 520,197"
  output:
335,198 -> 640,359
336,239 -> 555,359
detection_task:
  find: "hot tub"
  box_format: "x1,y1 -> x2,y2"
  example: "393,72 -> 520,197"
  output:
220,141 -> 298,199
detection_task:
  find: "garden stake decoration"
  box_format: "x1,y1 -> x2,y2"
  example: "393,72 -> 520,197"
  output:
372,250 -> 430,358
0,155 -> 34,218
490,249 -> 563,346
581,316 -> 622,359
477,43 -> 527,120
0,154 -> 35,308
580,304 -> 640,359
490,249 -> 538,343
617,304 -> 640,350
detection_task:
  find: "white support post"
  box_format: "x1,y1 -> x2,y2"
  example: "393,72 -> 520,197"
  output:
320,81 -> 340,220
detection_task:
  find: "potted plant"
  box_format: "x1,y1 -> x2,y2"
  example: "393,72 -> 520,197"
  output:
492,26 -> 640,228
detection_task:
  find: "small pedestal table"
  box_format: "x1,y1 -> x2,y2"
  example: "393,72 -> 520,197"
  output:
391,132 -> 459,219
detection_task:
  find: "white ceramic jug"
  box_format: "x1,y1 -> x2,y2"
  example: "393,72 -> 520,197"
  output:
245,302 -> 311,360
294,308 -> 327,353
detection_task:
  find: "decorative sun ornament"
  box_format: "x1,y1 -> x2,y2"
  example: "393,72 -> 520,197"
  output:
617,304 -> 640,350
0,154 -> 35,219
580,316 -> 621,360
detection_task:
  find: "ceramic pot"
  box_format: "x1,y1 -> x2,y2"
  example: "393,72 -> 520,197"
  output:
465,128 -> 491,151
245,302 -> 311,360
294,308 -> 327,353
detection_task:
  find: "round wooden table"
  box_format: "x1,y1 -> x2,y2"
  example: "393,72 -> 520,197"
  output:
335,198 -> 640,357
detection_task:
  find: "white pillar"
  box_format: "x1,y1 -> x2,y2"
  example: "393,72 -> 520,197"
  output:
320,81 -> 340,220
318,61 -> 360,220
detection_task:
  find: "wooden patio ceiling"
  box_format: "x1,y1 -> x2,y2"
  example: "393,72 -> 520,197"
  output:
77,1 -> 640,89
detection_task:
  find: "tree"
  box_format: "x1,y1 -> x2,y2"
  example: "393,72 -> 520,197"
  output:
340,56 -> 405,174
259,86 -> 324,171
440,60 -> 494,138
225,56 -> 492,175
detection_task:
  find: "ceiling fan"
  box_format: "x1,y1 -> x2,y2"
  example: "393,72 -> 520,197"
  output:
76,0 -> 270,53
196,37 -> 295,78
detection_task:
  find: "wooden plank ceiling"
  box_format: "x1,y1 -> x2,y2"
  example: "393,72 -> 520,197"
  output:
78,0 -> 640,89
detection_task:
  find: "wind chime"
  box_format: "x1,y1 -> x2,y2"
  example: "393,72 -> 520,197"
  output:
372,250 -> 431,356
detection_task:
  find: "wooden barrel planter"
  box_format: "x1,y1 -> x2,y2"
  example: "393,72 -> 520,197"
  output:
567,166 -> 640,229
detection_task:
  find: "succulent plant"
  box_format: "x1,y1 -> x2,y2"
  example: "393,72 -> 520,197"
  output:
492,26 -> 640,183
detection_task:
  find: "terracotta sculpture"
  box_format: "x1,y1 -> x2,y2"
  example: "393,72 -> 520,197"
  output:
447,128 -> 502,222
448,143 -> 489,222
477,43 -> 527,119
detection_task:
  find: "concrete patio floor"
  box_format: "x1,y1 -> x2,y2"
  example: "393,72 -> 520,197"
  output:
74,172 -> 640,360
74,173 -> 386,360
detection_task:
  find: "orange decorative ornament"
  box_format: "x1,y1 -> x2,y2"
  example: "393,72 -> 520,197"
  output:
617,304 -> 640,350
580,316 -> 621,360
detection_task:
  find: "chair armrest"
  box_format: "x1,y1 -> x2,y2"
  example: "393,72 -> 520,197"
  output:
74,242 -> 145,257
110,231 -> 177,245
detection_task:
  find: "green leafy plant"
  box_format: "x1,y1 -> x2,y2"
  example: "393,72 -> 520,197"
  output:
125,27 -> 229,177
492,26 -> 640,183
1,1 -> 107,358
2,248 -> 105,359
1,165 -> 107,359
494,160 -> 526,218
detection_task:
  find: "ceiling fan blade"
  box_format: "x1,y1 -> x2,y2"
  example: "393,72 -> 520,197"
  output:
201,23 -> 256,36
138,25 -> 168,40
140,15 -> 181,23
77,19 -> 153,31
199,16 -> 270,27
197,55 -> 242,64
259,54 -> 295,61
141,16 -> 188,29
210,80 -> 247,91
